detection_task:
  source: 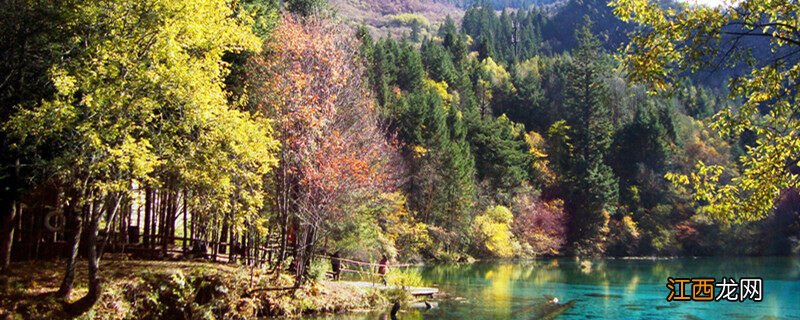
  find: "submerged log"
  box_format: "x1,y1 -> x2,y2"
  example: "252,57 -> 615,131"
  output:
531,299 -> 577,320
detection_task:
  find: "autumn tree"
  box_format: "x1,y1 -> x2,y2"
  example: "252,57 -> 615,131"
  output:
249,16 -> 401,282
472,205 -> 517,258
612,0 -> 800,222
511,191 -> 567,256
3,0 -> 277,303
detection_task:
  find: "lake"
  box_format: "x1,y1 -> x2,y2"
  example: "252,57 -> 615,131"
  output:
315,257 -> 800,319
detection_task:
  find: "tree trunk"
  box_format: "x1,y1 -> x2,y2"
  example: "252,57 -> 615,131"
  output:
219,216 -> 229,260
302,225 -> 317,281
58,199 -> 84,298
189,199 -> 195,252
293,225 -> 306,283
229,215 -> 237,264
85,200 -> 101,303
0,201 -> 18,273
182,190 -> 188,252
160,189 -> 170,257
152,190 -> 160,250
143,187 -> 151,247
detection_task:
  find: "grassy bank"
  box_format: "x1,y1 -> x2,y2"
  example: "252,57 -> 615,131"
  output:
0,259 -> 400,319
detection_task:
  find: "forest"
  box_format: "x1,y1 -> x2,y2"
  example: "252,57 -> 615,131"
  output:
1,0 -> 799,317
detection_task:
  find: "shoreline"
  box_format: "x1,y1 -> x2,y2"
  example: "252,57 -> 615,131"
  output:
0,259 -> 407,319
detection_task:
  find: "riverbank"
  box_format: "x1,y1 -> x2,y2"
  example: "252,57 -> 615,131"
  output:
0,259 -> 406,319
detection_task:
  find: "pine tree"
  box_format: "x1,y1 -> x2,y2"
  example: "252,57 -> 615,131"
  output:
285,0 -> 326,16
369,38 -> 400,107
562,16 -> 618,255
465,110 -> 532,205
396,40 -> 425,92
476,35 -> 496,61
421,40 -> 458,85
442,104 -> 478,231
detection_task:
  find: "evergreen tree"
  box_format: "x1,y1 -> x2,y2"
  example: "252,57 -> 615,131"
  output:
465,110 -> 532,205
442,104 -> 478,230
398,89 -> 476,238
368,38 -> 400,107
396,40 -> 425,92
462,3 -> 544,65
285,0 -> 326,16
476,35 -> 496,61
421,40 -> 458,85
562,17 -> 618,255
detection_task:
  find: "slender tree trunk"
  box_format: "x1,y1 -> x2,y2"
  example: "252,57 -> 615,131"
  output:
97,194 -> 121,258
58,198 -> 84,298
302,225 -> 317,282
143,187 -> 151,247
120,198 -> 129,246
189,200 -> 195,252
293,225 -> 306,283
134,199 -> 140,243
219,217 -> 229,261
244,229 -> 249,266
169,190 -> 176,250
160,189 -> 170,257
1,158 -> 22,273
212,221 -> 221,262
157,189 -> 164,252
152,189 -> 160,250
182,190 -> 187,252
85,200 -> 101,303
0,201 -> 18,273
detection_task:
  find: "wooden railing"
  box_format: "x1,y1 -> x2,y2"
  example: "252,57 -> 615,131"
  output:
99,232 -> 288,266
315,254 -> 418,283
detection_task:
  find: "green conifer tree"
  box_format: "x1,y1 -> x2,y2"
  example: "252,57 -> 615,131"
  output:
562,16 -> 619,255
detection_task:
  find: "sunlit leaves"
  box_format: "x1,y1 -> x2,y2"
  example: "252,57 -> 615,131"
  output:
612,0 -> 800,222
4,0 -> 277,224
473,205 -> 517,258
250,16 -> 401,237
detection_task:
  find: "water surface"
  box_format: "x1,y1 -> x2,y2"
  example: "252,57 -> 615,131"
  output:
314,257 -> 800,319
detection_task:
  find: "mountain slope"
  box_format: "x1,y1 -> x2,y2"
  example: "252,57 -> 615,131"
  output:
330,0 -> 465,38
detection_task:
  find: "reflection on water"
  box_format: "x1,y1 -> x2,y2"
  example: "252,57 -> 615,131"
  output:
311,257 -> 800,319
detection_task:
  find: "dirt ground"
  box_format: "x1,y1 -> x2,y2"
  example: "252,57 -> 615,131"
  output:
0,257 -> 391,319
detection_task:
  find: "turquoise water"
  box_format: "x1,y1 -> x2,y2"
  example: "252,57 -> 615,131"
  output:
315,257 -> 800,319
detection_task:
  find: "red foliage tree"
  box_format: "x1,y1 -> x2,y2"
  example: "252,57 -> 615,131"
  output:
248,16 -> 402,281
511,191 -> 568,256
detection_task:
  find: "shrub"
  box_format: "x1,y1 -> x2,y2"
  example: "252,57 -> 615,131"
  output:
387,13 -> 430,27
308,258 -> 332,282
473,205 -> 517,258
386,268 -> 425,288
511,192 -> 568,256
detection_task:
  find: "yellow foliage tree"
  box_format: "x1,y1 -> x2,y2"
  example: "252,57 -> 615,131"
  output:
473,205 -> 517,258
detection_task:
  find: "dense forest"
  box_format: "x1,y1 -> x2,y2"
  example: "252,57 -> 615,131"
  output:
360,0 -> 797,260
1,0 -> 799,314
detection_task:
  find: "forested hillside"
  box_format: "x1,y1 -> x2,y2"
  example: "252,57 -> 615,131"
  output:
353,0 -> 798,259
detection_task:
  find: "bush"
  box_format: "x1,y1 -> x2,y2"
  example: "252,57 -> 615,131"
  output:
511,193 -> 568,256
607,214 -> 641,256
386,268 -> 425,288
473,205 -> 518,258
387,13 -> 430,27
308,258 -> 332,282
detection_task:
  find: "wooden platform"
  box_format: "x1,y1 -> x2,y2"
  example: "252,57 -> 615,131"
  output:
337,281 -> 439,297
